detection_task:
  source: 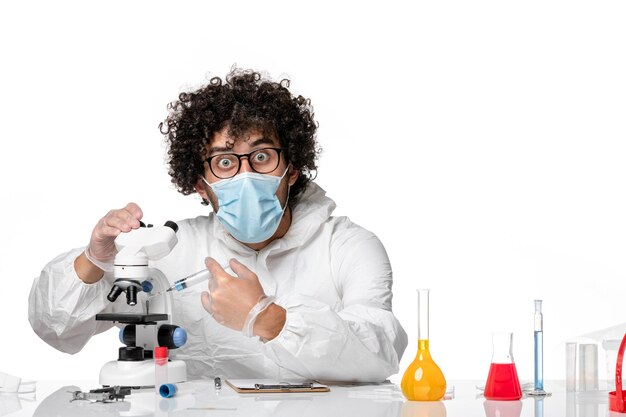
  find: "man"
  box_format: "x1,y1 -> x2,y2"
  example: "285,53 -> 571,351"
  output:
29,69 -> 407,382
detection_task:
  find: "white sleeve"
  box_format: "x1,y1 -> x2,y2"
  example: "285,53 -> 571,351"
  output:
262,230 -> 408,382
28,248 -> 120,354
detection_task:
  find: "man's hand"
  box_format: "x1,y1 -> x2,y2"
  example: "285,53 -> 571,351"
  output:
75,202 -> 143,283
201,257 -> 286,340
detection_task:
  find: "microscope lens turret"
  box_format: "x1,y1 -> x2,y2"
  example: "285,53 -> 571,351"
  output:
107,281 -> 143,305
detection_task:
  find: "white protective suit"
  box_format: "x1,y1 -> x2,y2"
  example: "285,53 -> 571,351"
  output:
29,182 -> 408,382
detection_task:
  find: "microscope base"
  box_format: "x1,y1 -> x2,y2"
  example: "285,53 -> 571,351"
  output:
99,359 -> 187,387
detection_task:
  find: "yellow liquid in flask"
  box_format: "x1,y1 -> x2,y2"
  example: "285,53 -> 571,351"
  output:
401,339 -> 447,401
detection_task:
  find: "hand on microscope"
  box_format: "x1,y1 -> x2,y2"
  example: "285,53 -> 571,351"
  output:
75,202 -> 144,284
201,257 -> 286,341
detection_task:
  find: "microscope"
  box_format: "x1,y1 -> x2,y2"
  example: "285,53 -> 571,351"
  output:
95,221 -> 187,387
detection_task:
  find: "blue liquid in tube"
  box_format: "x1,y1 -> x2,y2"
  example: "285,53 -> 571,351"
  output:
534,330 -> 543,390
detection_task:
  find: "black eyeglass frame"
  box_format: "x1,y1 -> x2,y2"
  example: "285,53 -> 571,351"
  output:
205,147 -> 287,179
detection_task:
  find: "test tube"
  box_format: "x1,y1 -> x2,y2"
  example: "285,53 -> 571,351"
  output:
578,343 -> 598,391
534,300 -> 544,391
566,342 -> 577,392
154,347 -> 169,395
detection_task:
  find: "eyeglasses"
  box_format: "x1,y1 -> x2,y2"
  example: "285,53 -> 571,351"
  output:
206,147 -> 286,179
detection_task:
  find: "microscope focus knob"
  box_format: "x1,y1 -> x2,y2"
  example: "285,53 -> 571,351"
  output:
141,280 -> 153,293
158,324 -> 187,349
119,325 -> 136,347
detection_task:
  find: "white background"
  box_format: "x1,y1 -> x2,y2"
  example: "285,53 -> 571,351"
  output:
1,0 -> 625,385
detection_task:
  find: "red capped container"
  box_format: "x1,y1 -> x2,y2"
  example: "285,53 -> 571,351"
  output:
154,346 -> 169,394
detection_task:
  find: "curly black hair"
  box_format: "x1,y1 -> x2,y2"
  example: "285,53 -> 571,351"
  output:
159,68 -> 320,206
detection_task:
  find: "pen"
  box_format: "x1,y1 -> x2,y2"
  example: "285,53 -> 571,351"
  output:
255,383 -> 314,390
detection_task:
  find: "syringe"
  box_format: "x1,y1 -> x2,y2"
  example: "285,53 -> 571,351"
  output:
149,264 -> 231,298
166,269 -> 211,293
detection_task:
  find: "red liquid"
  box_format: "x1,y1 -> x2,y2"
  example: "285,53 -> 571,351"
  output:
484,363 -> 522,400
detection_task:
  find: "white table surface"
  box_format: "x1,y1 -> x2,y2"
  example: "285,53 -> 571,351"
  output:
1,379 -> 621,417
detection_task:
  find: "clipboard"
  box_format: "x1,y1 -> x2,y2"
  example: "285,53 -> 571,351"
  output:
226,379 -> 330,393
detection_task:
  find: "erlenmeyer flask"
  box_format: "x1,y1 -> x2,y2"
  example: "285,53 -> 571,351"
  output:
401,289 -> 447,401
484,332 -> 522,400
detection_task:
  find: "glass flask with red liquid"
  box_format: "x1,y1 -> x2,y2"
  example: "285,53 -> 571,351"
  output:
484,332 -> 522,400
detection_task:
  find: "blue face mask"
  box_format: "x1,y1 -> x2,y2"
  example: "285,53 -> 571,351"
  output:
203,167 -> 290,244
